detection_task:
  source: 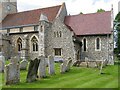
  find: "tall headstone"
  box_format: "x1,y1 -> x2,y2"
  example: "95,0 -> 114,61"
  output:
48,55 -> 55,75
26,58 -> 40,83
0,54 -> 5,73
38,56 -> 46,78
5,58 -> 20,85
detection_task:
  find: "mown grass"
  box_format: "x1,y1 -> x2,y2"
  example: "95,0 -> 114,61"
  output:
0,60 -> 119,88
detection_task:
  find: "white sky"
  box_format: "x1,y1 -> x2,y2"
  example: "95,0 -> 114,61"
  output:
17,0 -> 120,18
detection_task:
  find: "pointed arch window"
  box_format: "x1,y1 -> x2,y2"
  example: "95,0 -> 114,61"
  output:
31,36 -> 38,52
95,38 -> 101,51
17,38 -> 22,51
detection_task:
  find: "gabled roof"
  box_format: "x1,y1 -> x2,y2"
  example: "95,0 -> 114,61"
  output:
64,11 -> 112,35
1,5 -> 61,29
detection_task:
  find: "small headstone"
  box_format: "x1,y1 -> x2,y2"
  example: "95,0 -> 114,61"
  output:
60,58 -> 72,74
60,61 -> 67,73
0,55 -> 5,73
88,61 -> 97,68
80,62 -> 87,67
26,58 -> 40,83
5,63 -> 20,85
20,60 -> 28,70
48,55 -> 55,75
65,58 -> 72,72
38,56 -> 46,78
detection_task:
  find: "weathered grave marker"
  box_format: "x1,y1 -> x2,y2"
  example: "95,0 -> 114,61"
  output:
20,60 -> 28,70
65,58 -> 72,72
5,60 -> 20,85
48,55 -> 55,75
0,55 -> 5,73
38,56 -> 46,78
26,58 -> 40,83
60,58 -> 72,73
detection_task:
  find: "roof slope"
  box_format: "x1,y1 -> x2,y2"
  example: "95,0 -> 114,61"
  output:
65,11 -> 112,35
1,5 -> 61,28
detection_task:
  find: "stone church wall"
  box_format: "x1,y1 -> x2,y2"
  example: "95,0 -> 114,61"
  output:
10,32 -> 39,59
79,35 -> 114,64
0,34 -> 11,59
45,18 -> 75,61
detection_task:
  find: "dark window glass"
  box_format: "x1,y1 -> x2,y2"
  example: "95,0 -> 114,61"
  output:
83,38 -> 86,51
96,38 -> 100,50
54,48 -> 61,56
17,38 -> 22,51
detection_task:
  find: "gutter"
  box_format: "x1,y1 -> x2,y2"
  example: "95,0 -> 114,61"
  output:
0,24 -> 39,30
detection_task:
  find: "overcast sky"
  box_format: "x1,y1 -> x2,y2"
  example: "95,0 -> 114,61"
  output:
17,0 -> 119,18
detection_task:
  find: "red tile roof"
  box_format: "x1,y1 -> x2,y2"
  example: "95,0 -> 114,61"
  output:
64,11 -> 112,35
1,5 -> 61,28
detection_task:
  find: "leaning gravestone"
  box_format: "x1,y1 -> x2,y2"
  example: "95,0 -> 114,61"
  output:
26,58 -> 40,83
38,56 -> 46,78
0,54 -> 5,73
5,58 -> 20,85
20,60 -> 28,70
48,55 -> 55,75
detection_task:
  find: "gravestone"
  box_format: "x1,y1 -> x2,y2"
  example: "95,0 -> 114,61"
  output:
60,61 -> 67,74
80,62 -> 88,67
0,55 -> 5,73
5,62 -> 20,85
38,56 -> 46,78
60,58 -> 72,74
65,58 -> 72,72
48,55 -> 55,75
26,58 -> 40,83
88,61 -> 97,68
20,60 -> 28,70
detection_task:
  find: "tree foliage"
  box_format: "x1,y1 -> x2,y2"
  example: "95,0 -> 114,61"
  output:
97,9 -> 105,13
80,12 -> 83,14
115,12 -> 120,54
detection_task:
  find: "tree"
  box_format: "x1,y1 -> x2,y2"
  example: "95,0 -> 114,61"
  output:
114,12 -> 120,55
97,9 -> 105,13
80,12 -> 83,14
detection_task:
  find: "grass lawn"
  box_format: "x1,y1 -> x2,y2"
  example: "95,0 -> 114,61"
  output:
0,60 -> 119,89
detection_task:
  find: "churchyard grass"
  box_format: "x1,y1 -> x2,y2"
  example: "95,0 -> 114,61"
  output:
0,60 -> 118,88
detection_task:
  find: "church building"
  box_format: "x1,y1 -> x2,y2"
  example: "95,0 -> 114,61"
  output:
0,0 -> 114,65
